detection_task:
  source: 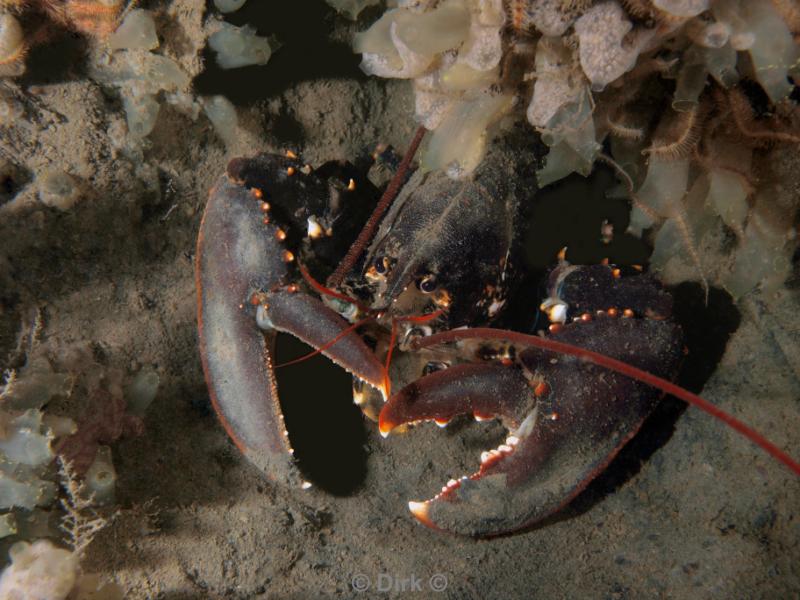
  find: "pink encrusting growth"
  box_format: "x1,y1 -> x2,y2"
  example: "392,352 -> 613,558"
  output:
411,328 -> 800,477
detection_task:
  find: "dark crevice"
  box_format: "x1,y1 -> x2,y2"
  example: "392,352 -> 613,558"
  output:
274,333 -> 367,496
194,0 -> 365,105
19,29 -> 88,86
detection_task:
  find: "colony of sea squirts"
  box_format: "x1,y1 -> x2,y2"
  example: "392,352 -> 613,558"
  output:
354,0 -> 799,299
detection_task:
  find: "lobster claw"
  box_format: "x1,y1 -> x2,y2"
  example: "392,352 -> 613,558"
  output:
197,160 -> 387,486
197,173 -> 301,484
380,316 -> 683,536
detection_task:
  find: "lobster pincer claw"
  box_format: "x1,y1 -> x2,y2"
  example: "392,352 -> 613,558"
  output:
380,315 -> 683,537
197,157 -> 388,486
254,290 -> 387,395
197,173 -> 303,484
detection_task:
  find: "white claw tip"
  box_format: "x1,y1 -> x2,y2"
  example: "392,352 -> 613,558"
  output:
300,480 -> 313,490
408,500 -> 430,522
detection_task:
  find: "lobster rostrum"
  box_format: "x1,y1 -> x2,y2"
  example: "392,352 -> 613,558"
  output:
196,127 -> 800,537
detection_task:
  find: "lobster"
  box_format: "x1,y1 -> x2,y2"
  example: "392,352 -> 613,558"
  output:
195,126 -> 799,537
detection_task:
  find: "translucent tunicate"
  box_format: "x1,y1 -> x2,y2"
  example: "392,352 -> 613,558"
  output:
0,512 -> 17,538
706,169 -> 748,234
123,92 -> 160,139
85,446 -> 116,505
355,0 -> 470,78
0,14 -> 24,66
208,23 -> 271,69
108,9 -> 159,50
214,0 -> 247,13
439,63 -> 497,92
575,2 -> 644,91
37,169 -> 82,211
739,0 -> 798,102
725,198 -> 795,298
673,45 -> 707,111
535,84 -> 600,186
392,0 -> 470,57
139,55 -> 190,91
691,20 -> 731,48
648,174 -> 718,285
202,95 -> 239,149
635,158 -> 690,218
0,410 -> 52,466
2,366 -> 70,410
714,0 -> 798,102
422,92 -> 514,178
0,540 -> 79,600
652,0 -> 709,18
703,43 -> 738,87
42,414 -> 77,438
125,367 -> 160,416
0,471 -> 55,510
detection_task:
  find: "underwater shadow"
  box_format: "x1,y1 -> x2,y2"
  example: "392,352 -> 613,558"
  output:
18,29 -> 89,86
273,333 -> 368,496
193,0 -> 366,105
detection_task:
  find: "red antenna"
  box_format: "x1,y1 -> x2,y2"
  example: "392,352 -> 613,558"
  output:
327,126 -> 427,288
412,327 -> 800,477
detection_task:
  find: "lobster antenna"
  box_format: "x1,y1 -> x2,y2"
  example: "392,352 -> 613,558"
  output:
327,126 -> 427,288
412,327 -> 800,477
297,263 -> 368,312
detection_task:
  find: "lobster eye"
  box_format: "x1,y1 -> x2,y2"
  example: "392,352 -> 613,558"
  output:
422,361 -> 449,376
374,256 -> 390,274
419,275 -> 437,294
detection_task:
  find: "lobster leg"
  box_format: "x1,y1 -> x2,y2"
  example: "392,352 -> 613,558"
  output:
380,316 -> 683,536
197,167 -> 385,486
